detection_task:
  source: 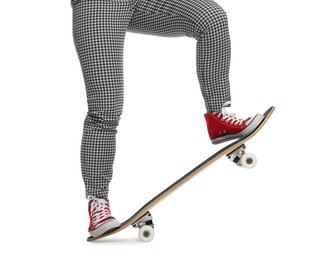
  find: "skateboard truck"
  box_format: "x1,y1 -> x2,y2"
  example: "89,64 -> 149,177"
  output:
226,144 -> 257,169
132,211 -> 155,242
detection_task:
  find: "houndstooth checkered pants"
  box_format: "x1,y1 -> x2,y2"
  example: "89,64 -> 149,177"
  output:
71,0 -> 231,199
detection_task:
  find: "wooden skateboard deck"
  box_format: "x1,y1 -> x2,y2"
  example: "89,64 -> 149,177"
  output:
87,106 -> 275,242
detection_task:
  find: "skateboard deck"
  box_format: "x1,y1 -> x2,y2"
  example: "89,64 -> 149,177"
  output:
87,106 -> 275,242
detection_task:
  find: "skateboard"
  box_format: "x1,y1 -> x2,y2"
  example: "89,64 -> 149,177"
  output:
87,106 -> 275,242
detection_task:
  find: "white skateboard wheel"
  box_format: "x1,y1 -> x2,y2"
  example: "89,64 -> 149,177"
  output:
240,153 -> 257,169
138,225 -> 155,242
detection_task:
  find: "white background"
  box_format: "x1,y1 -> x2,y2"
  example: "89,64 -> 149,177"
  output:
0,0 -> 328,259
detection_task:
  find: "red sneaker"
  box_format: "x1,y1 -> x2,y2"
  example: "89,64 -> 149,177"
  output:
88,196 -> 120,237
204,101 -> 264,144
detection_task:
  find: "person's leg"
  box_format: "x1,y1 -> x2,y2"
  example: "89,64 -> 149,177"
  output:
128,0 -> 263,144
71,0 -> 133,199
128,0 -> 231,112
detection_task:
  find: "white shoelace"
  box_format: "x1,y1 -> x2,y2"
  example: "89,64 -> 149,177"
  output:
89,196 -> 111,225
213,101 -> 244,126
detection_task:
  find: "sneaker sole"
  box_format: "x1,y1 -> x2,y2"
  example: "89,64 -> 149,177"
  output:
89,219 -> 121,238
